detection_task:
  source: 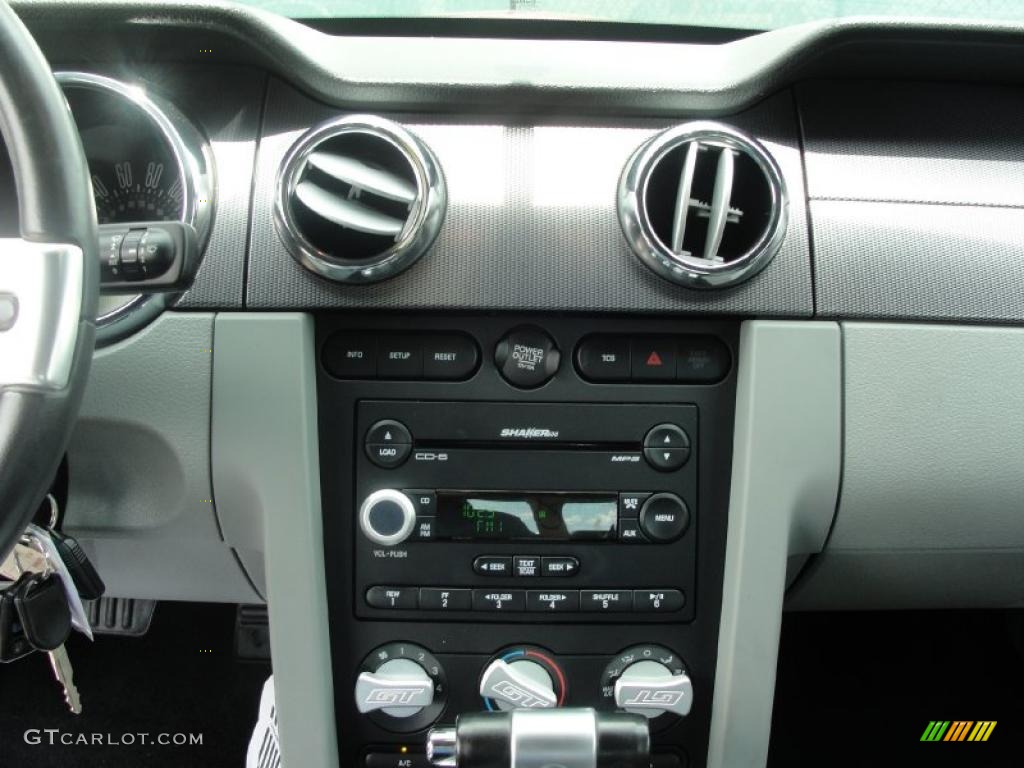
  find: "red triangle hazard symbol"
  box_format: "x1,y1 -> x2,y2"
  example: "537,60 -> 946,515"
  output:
646,351 -> 663,367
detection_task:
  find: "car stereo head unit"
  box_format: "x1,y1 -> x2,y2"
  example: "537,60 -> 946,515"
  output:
352,400 -> 699,623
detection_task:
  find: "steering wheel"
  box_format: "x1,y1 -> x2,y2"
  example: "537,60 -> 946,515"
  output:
0,1 -> 98,559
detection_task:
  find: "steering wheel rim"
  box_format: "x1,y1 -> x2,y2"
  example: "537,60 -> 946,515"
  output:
0,1 -> 98,558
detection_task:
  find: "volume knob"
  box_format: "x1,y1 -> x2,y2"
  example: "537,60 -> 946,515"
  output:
359,489 -> 417,546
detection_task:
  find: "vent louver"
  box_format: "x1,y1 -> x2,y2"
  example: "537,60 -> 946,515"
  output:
618,122 -> 787,289
274,115 -> 446,283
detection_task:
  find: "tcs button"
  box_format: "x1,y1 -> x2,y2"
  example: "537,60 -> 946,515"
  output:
494,326 -> 560,388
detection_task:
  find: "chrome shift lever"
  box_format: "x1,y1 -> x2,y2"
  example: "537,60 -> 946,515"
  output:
427,708 -> 649,768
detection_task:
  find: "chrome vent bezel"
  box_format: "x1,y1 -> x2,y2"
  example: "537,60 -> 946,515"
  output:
618,121 -> 788,290
274,114 -> 446,284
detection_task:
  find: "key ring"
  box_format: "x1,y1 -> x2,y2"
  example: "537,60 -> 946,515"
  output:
45,493 -> 59,531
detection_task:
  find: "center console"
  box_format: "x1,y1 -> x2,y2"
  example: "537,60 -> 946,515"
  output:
317,315 -> 738,767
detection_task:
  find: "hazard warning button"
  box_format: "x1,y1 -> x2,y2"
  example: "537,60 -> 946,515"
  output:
630,338 -> 676,381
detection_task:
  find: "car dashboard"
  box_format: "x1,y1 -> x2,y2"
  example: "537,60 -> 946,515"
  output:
4,2 -> 1024,767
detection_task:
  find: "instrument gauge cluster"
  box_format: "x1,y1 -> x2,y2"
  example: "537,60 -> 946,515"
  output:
55,72 -> 216,334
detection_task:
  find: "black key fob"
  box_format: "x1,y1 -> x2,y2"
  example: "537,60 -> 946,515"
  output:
50,530 -> 105,601
0,573 -> 35,663
14,573 -> 71,652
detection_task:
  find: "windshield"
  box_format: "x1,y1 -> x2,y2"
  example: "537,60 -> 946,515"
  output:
241,0 -> 1024,30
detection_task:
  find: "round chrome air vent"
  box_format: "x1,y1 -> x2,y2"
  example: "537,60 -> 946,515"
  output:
275,115 -> 446,283
618,122 -> 787,289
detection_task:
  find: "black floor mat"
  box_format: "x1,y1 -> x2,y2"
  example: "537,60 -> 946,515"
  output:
0,601 -> 269,768
769,610 -> 1024,768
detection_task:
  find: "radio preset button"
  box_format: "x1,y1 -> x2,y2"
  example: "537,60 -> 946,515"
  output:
473,556 -> 513,577
618,519 -> 648,543
618,492 -> 652,519
541,556 -> 579,577
639,494 -> 691,543
527,590 -> 580,612
633,589 -> 686,613
514,556 -> 541,578
366,586 -> 418,610
420,588 -> 472,611
472,589 -> 526,611
581,590 -> 632,612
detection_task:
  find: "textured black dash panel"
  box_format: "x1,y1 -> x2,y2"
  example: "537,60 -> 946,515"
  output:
245,80 -> 811,315
814,200 -> 1024,322
800,81 -> 1024,208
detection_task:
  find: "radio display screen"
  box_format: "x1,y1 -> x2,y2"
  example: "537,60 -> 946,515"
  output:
435,492 -> 617,540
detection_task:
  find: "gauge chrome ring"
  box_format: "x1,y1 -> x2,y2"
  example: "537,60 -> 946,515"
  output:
274,114 -> 447,284
618,121 -> 788,290
55,72 -> 216,326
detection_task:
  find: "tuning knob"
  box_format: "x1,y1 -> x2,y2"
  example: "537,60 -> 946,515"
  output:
359,489 -> 417,546
602,645 -> 692,720
356,642 -> 447,732
480,646 -> 566,711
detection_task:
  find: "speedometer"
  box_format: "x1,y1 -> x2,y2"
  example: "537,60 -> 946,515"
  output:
90,157 -> 184,225
56,72 -> 215,334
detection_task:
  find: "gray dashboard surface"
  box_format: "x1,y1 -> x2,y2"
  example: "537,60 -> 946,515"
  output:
710,320 -> 841,768
211,313 -> 337,768
799,81 -> 1024,322
16,2 -> 1024,116
788,323 -> 1024,610
65,312 -> 259,602
246,80 -> 812,316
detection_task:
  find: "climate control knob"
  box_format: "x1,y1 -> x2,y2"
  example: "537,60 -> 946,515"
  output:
355,642 -> 447,733
480,646 -> 566,711
356,659 -> 433,717
359,489 -> 416,546
602,645 -> 692,721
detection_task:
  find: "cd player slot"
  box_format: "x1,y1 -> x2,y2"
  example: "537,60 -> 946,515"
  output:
412,440 -> 639,452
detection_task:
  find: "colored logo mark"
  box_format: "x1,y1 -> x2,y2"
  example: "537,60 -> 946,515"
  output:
920,721 -> 997,742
